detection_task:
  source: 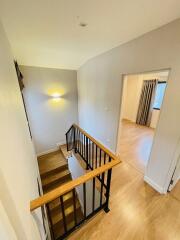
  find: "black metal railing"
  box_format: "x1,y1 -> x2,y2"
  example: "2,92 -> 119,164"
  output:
66,124 -> 113,170
45,167 -> 113,239
31,125 -> 120,240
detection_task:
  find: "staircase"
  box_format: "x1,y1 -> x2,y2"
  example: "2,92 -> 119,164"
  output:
30,124 -> 120,240
38,150 -> 83,239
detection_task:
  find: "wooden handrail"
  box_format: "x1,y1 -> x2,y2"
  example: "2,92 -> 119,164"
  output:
73,124 -> 117,160
30,159 -> 121,211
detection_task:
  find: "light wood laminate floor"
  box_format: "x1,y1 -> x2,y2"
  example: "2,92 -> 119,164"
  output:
69,161 -> 180,240
118,119 -> 154,173
68,120 -> 180,240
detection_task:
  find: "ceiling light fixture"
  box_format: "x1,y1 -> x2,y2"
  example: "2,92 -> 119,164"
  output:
79,22 -> 88,27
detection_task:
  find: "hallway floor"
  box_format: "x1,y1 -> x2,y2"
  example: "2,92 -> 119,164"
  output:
118,119 -> 154,173
69,160 -> 180,240
68,120 -> 180,240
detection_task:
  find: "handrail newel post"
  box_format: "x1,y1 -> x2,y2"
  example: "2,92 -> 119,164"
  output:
104,168 -> 112,213
65,133 -> 68,152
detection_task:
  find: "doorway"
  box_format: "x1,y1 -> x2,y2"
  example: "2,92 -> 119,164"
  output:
168,141 -> 180,200
116,70 -> 169,173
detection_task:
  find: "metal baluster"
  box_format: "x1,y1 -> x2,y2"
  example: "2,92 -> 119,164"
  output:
95,145 -> 97,168
82,134 -> 84,158
66,133 -> 68,152
78,130 -> 80,153
80,132 -> 82,155
92,142 -> 94,169
60,195 -> 67,233
104,153 -> 106,165
99,149 -> 102,167
84,135 -> 85,159
74,127 -> 77,153
92,177 -> 95,212
46,203 -> 55,240
81,133 -> 83,157
89,140 -> 91,168
100,172 -> 105,207
72,189 -> 77,226
86,137 -> 89,170
83,183 -> 86,218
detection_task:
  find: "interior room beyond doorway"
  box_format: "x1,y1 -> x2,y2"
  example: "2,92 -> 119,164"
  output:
117,70 -> 169,173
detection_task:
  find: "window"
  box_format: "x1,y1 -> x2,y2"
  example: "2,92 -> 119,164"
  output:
153,82 -> 166,110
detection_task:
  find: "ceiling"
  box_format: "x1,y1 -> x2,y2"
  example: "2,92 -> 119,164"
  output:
0,0 -> 180,70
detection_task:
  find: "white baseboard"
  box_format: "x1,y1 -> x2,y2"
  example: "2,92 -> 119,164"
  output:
144,175 -> 165,194
56,140 -> 66,147
37,147 -> 59,157
37,141 -> 66,157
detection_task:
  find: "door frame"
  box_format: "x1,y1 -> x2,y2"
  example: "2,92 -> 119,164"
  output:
167,139 -> 180,192
116,69 -> 169,159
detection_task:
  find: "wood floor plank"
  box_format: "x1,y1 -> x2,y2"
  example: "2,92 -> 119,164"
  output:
118,119 -> 154,173
68,162 -> 180,240
68,121 -> 180,240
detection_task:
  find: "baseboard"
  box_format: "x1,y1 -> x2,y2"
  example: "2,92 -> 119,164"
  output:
144,175 -> 165,194
37,147 -> 59,157
56,140 -> 66,147
37,141 -> 66,157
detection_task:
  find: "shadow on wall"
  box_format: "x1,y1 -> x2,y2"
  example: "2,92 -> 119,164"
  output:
0,170 -> 27,240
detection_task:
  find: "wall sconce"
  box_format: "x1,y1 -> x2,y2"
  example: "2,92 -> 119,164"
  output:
51,93 -> 61,101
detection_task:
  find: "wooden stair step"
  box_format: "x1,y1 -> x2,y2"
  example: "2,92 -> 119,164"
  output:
38,150 -> 68,178
49,192 -> 74,211
43,175 -> 72,194
60,144 -> 72,159
53,205 -> 84,239
42,169 -> 70,187
42,170 -> 71,192
51,201 -> 82,225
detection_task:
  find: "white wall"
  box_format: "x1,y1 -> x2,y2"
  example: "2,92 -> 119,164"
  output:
78,19 -> 180,193
0,21 -> 43,239
0,201 -> 17,240
20,66 -> 78,155
150,109 -> 160,128
121,74 -> 142,122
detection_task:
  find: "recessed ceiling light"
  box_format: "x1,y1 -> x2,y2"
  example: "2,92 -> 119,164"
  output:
79,22 -> 88,27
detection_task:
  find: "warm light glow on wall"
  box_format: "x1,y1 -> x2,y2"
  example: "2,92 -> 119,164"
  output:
51,92 -> 61,102
46,87 -> 66,108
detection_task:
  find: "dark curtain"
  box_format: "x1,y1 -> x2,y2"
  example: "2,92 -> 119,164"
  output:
136,79 -> 157,126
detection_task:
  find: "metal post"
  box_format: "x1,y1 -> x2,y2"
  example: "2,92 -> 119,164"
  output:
104,168 -> 112,213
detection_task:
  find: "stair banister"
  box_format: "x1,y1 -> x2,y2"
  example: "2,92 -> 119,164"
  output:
30,124 -> 121,240
30,160 -> 120,211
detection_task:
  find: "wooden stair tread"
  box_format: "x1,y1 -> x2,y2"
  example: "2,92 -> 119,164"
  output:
42,169 -> 71,187
38,149 -> 84,239
60,144 -> 72,159
43,176 -> 72,193
38,150 -> 67,177
51,201 -> 82,225
49,192 -> 73,211
53,207 -> 84,239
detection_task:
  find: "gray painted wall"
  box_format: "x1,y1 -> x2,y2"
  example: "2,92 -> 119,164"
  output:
21,66 -> 78,155
77,19 -> 180,193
